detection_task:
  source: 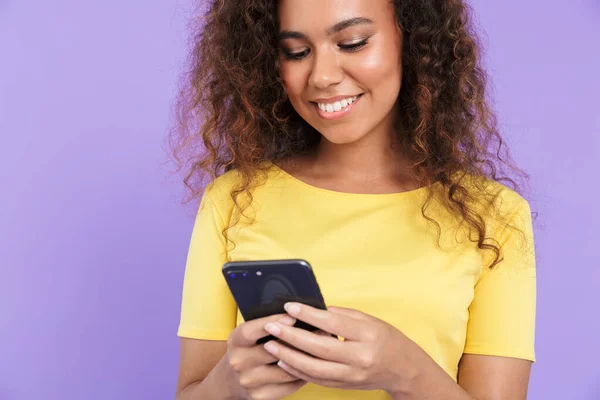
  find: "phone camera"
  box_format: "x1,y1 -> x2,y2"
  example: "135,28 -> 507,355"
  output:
228,270 -> 249,279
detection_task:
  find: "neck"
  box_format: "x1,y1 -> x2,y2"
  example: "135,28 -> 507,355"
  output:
312,113 -> 414,181
315,137 -> 402,178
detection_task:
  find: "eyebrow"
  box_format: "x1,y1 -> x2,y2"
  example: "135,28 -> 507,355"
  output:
278,17 -> 374,41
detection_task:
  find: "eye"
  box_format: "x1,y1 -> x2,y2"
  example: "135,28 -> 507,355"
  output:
281,38 -> 369,61
338,39 -> 369,52
283,48 -> 310,61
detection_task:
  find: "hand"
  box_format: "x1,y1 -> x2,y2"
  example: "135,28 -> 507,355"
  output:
261,303 -> 430,397
225,314 -> 307,400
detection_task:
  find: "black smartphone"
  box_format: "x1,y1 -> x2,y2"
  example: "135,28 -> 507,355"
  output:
222,259 -> 326,343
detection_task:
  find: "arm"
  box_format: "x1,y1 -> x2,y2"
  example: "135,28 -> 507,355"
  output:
457,354 -> 531,400
397,197 -> 536,399
387,352 -> 531,400
175,186 -> 239,400
175,338 -> 235,400
176,315 -> 305,400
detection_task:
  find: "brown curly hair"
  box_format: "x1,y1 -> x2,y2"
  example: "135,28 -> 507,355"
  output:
167,0 -> 530,268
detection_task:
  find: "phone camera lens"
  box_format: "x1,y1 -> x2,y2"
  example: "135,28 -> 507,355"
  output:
229,273 -> 236,279
242,273 -> 247,277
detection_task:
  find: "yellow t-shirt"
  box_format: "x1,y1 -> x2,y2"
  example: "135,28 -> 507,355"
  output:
178,164 -> 536,399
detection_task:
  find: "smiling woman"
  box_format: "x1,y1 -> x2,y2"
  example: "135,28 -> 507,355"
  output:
277,6 -> 402,145
169,0 -> 536,399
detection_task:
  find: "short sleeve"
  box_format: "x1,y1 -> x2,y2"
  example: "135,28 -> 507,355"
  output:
463,199 -> 537,361
177,191 -> 237,340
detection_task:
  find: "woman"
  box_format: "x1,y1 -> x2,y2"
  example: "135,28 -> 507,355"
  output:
170,0 -> 537,399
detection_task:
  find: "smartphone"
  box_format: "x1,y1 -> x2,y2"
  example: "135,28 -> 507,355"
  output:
222,259 -> 326,343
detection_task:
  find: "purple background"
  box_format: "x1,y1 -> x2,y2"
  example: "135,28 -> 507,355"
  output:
1,1 -> 598,399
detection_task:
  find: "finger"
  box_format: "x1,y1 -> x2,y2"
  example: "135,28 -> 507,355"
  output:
229,314 -> 296,347
238,365 -> 300,389
264,322 -> 352,364
247,381 -> 306,400
283,303 -> 362,340
314,329 -> 337,338
314,330 -> 329,336
228,344 -> 279,372
278,360 -> 353,389
264,340 -> 355,383
327,306 -> 372,321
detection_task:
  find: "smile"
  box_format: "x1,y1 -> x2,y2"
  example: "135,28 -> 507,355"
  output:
311,94 -> 364,121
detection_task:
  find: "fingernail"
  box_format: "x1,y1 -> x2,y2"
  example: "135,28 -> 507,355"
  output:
264,322 -> 282,336
264,341 -> 278,355
279,315 -> 296,326
277,360 -> 289,370
284,303 -> 301,316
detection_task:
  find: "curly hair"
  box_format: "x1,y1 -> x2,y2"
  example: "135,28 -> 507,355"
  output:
168,0 -> 530,269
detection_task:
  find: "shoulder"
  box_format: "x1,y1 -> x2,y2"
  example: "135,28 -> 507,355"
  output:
204,169 -> 240,201
461,174 -> 531,218
202,163 -> 278,217
449,174 -> 533,245
201,169 -> 242,217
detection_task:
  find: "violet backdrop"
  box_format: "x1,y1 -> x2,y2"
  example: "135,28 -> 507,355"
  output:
1,0 -> 599,399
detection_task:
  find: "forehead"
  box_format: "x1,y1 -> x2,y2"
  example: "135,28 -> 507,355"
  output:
278,0 -> 391,30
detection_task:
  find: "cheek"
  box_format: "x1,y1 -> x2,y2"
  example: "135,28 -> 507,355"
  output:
279,61 -> 307,97
347,44 -> 402,96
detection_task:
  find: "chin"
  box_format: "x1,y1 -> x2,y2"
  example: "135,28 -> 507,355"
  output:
318,128 -> 367,145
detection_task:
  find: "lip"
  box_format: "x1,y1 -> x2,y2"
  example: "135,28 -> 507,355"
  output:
312,94 -> 363,104
312,94 -> 364,121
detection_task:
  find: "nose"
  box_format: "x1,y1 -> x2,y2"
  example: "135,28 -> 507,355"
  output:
308,49 -> 344,89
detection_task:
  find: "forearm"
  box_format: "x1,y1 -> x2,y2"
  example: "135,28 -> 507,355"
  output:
176,358 -> 241,400
390,355 -> 475,400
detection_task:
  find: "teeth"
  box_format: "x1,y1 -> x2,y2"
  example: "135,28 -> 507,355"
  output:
317,95 -> 359,113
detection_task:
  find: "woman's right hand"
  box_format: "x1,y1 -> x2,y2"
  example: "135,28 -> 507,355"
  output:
224,314 -> 306,400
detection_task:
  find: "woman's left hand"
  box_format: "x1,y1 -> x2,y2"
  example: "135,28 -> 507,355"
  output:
262,303 -> 432,397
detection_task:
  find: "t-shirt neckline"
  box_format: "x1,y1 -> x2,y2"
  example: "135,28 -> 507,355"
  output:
269,162 -> 433,199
